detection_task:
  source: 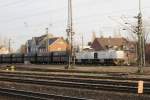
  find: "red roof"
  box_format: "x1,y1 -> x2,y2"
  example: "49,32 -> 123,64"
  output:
91,37 -> 128,50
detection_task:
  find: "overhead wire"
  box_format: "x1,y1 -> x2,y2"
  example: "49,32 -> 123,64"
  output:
0,0 -> 30,8
0,1 -> 150,33
0,6 -> 67,23
0,2 -> 149,22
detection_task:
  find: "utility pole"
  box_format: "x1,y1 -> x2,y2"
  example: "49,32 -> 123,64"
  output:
82,34 -> 84,51
8,38 -> 11,53
46,27 -> 49,52
66,0 -> 75,69
137,0 -> 145,73
46,27 -> 49,34
108,0 -> 145,73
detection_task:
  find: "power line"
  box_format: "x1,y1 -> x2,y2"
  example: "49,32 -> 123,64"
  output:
1,0 -> 150,24
0,6 -> 67,24
0,0 -> 31,8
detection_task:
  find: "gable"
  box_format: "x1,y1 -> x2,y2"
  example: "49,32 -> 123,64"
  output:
49,38 -> 67,46
48,38 -> 68,52
48,38 -> 58,45
91,39 -> 104,50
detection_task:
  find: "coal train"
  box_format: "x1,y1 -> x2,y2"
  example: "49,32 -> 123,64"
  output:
0,50 -> 126,65
0,52 -> 68,64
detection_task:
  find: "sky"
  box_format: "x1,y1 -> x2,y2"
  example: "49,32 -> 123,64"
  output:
0,0 -> 150,51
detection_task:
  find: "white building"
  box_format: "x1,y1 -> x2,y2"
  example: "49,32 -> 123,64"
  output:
26,34 -> 53,54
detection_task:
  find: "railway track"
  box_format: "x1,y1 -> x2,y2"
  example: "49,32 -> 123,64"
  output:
0,88 -> 86,100
14,66 -> 133,74
0,71 -> 149,94
0,72 -> 139,87
0,70 -> 150,82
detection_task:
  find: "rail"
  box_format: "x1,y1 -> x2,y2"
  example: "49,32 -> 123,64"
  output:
0,72 -> 149,94
0,88 -> 86,100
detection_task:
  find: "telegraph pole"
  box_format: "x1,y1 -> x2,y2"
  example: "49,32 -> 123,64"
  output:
137,0 -> 145,73
46,27 -> 49,52
82,34 -> 84,51
66,0 -> 74,69
46,27 -> 49,34
8,38 -> 11,53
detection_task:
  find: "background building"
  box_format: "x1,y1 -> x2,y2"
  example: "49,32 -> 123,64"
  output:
26,34 -> 53,53
26,34 -> 69,54
47,37 -> 68,52
0,46 -> 9,54
91,36 -> 136,64
91,37 -> 128,51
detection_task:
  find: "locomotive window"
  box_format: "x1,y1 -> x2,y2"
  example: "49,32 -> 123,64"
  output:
94,53 -> 98,59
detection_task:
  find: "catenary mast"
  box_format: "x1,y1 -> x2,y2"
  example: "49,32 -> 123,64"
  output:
66,0 -> 74,68
137,0 -> 145,73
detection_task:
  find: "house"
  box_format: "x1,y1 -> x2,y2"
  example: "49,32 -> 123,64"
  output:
26,34 -> 53,53
145,44 -> 150,64
0,46 -> 9,54
47,37 -> 68,52
77,45 -> 94,52
38,37 -> 68,52
91,37 -> 137,64
19,44 -> 27,54
26,34 -> 69,53
91,37 -> 128,51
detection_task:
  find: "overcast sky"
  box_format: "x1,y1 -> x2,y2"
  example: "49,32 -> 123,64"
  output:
0,0 -> 150,50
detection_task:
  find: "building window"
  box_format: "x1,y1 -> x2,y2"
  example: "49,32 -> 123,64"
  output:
59,41 -> 63,44
57,48 -> 61,51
